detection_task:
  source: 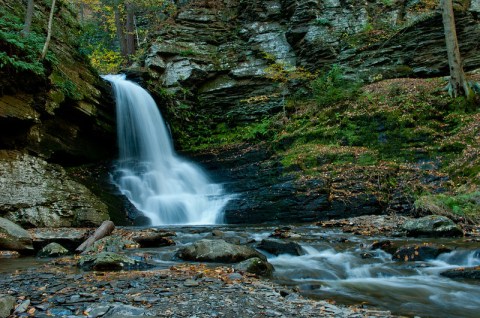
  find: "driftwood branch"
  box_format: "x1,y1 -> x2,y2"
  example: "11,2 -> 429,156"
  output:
76,220 -> 115,254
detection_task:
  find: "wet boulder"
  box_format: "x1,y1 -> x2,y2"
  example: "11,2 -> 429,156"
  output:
37,242 -> 69,258
78,252 -> 151,271
0,217 -> 33,253
132,232 -> 176,248
83,235 -> 138,254
176,239 -> 266,263
257,239 -> 304,256
392,244 -> 451,262
234,257 -> 274,277
440,266 -> 480,280
369,240 -> 397,255
402,215 -> 463,237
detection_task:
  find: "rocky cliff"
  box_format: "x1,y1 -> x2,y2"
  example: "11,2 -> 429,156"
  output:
133,0 -> 479,224
0,0 -> 116,227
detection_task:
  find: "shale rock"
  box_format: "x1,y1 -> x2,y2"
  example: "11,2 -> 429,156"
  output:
176,239 -> 266,263
402,215 -> 463,237
0,151 -> 109,228
0,217 -> 33,253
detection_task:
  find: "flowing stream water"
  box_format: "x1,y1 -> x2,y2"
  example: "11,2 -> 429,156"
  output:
141,225 -> 480,318
103,74 -> 230,225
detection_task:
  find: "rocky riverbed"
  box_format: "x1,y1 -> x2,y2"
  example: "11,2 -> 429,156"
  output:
1,213 -> 480,317
0,262 -> 395,318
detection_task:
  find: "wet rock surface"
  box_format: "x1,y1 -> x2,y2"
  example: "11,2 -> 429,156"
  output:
441,266 -> 480,280
0,264 -> 395,318
257,239 -> 304,256
176,239 -> 266,263
402,215 -> 464,237
37,242 -> 70,258
392,244 -> 452,262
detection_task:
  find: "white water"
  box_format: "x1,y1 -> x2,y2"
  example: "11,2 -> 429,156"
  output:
103,74 -> 230,225
270,242 -> 480,318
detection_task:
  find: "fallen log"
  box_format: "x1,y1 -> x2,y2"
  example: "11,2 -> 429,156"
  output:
75,220 -> 115,254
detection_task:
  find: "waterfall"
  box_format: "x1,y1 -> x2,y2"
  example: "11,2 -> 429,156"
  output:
103,74 -> 230,225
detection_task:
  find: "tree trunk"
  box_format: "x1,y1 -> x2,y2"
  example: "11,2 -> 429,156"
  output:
114,0 -> 127,57
125,2 -> 135,57
40,0 -> 55,60
75,220 -> 116,254
22,0 -> 34,37
441,0 -> 471,97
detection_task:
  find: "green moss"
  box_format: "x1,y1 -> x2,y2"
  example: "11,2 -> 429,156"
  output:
415,192 -> 480,222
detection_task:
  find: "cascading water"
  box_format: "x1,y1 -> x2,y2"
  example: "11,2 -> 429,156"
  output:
103,74 -> 230,225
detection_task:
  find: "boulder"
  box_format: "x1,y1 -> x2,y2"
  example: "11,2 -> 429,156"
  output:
132,233 -> 176,248
440,266 -> 480,280
0,217 -> 33,253
402,215 -> 463,237
392,244 -> 451,262
37,242 -> 70,258
83,236 -> 137,254
0,151 -> 109,228
78,252 -> 150,271
369,240 -> 397,255
257,239 -> 303,256
234,257 -> 274,277
176,239 -> 266,263
0,294 -> 16,318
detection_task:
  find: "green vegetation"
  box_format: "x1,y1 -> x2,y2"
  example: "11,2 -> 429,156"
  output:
0,9 -> 51,75
415,192 -> 480,222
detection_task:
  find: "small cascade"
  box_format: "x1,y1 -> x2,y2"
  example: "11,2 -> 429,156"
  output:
103,74 -> 230,225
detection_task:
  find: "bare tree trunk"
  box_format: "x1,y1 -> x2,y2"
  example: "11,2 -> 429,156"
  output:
40,0 -> 56,60
75,221 -> 116,254
441,0 -> 471,97
22,0 -> 35,37
125,2 -> 135,57
114,0 -> 127,56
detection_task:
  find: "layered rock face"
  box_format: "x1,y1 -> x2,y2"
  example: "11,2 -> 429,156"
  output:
0,0 -> 116,228
143,0 -> 480,125
137,0 -> 476,223
0,0 -> 115,164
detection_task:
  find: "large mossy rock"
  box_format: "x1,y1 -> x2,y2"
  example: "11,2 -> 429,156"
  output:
0,217 -> 33,253
176,239 -> 266,263
402,215 -> 463,237
0,150 -> 109,228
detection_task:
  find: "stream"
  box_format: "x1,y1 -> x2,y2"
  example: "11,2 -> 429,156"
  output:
1,224 -> 479,317
139,225 -> 479,318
